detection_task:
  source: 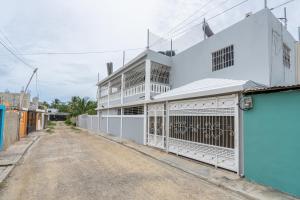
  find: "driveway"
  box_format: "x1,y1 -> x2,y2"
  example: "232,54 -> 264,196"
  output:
0,122 -> 248,200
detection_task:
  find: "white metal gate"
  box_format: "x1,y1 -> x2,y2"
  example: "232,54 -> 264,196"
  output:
147,104 -> 166,149
167,95 -> 239,172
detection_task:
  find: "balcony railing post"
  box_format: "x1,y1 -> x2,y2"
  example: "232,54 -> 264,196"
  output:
121,73 -> 124,105
145,59 -> 151,100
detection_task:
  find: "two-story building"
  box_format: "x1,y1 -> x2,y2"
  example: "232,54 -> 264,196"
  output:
96,8 -> 299,175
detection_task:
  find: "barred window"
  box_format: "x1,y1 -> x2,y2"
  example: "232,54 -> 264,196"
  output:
124,106 -> 144,115
212,45 -> 234,71
283,43 -> 290,68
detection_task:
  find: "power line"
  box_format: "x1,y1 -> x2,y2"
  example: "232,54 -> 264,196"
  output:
15,47 -> 145,56
270,0 -> 298,10
165,0 -> 220,35
168,0 -> 231,36
150,0 -> 226,47
150,0 -> 248,47
0,38 -> 35,69
158,0 -> 249,41
0,30 -> 22,55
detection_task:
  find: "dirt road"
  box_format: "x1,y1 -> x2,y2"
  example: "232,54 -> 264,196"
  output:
0,122 -> 248,200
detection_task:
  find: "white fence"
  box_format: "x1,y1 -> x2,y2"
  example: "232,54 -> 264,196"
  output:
77,115 -> 99,132
77,114 -> 145,144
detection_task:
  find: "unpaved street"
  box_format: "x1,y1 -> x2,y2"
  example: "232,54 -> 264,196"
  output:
0,122 -> 247,200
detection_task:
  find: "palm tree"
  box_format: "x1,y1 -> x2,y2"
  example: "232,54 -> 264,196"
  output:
68,96 -> 96,117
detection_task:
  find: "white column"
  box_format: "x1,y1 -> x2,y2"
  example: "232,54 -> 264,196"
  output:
107,82 -> 111,108
234,94 -> 240,175
106,109 -> 109,133
98,111 -> 101,132
121,73 -> 124,104
165,101 -> 170,152
145,59 -> 151,100
120,108 -> 123,138
143,104 -> 147,145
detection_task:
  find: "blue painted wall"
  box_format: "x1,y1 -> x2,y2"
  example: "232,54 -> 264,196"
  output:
244,90 -> 300,197
0,105 -> 5,151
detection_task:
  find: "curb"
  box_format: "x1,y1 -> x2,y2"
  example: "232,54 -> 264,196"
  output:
0,135 -> 41,184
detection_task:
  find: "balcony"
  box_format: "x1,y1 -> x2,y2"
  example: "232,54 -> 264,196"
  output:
97,60 -> 171,108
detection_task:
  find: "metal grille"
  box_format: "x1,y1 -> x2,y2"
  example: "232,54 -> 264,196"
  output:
99,84 -> 109,97
283,43 -> 291,68
169,115 -> 234,149
124,63 -> 145,89
166,95 -> 238,172
212,45 -> 234,71
147,104 -> 165,149
124,106 -> 144,115
151,62 -> 170,84
110,76 -> 121,94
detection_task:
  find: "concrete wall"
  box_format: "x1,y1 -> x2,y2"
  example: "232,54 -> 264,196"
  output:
122,117 -> 144,144
244,90 -> 300,197
3,111 -> 19,150
268,11 -> 296,86
108,117 -> 121,137
99,116 -> 107,133
170,9 -> 296,89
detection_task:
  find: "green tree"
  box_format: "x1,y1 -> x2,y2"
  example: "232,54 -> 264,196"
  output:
68,96 -> 97,117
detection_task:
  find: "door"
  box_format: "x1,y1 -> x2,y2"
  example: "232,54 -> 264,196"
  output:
147,104 -> 165,149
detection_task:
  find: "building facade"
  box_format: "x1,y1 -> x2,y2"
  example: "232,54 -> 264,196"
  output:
95,8 -> 299,175
0,92 -> 30,110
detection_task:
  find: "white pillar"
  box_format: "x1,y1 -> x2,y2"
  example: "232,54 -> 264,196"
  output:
143,104 -> 147,145
107,82 -> 111,107
145,59 -> 151,101
234,94 -> 240,175
165,101 -> 170,152
121,73 -> 124,104
120,108 -> 123,138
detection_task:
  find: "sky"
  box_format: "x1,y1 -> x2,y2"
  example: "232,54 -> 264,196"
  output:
0,0 -> 299,103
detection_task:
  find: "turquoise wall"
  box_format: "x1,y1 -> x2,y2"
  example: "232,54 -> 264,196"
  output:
244,90 -> 300,197
0,105 -> 5,151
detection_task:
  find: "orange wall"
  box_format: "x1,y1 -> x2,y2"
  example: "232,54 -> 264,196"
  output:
19,111 -> 28,138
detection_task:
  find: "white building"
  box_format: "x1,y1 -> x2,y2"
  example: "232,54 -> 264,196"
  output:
93,8 -> 299,175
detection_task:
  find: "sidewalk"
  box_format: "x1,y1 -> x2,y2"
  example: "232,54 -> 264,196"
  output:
81,128 -> 298,200
0,132 -> 42,184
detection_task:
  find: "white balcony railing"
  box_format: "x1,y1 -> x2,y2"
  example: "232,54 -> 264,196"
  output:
99,96 -> 108,104
110,92 -> 121,101
151,83 -> 170,94
124,83 -> 145,97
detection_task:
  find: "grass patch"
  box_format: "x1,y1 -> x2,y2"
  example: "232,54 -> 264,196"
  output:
47,121 -> 56,128
70,125 -> 81,133
46,128 -> 54,134
65,118 -> 76,126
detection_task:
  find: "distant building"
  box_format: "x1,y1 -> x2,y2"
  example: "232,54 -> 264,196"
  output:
0,91 -> 30,110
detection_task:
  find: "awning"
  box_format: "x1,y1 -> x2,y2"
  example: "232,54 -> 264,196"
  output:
154,78 -> 264,101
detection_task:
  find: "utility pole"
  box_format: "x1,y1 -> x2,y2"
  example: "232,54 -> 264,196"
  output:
19,68 -> 38,109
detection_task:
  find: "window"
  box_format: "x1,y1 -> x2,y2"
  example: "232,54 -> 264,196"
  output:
212,45 -> 234,71
283,43 -> 290,68
124,106 -> 144,115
